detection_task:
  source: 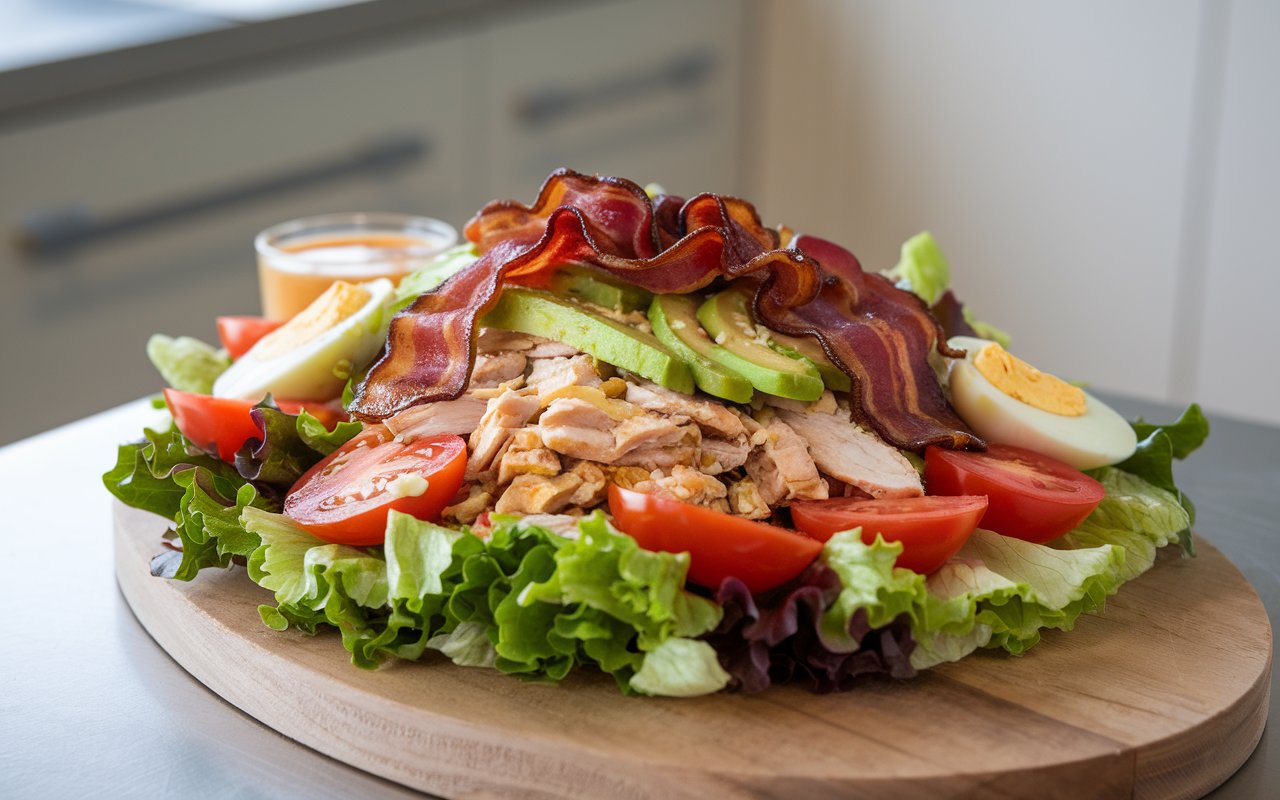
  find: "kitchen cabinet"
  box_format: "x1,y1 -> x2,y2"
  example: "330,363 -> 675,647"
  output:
483,0 -> 746,200
0,0 -> 747,444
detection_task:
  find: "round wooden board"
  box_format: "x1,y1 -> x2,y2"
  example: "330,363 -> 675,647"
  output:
113,501 -> 1272,800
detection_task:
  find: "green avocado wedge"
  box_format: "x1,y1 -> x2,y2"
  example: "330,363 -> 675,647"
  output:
482,288 -> 694,394
695,287 -> 825,401
767,330 -> 852,392
547,265 -> 655,313
648,295 -> 754,403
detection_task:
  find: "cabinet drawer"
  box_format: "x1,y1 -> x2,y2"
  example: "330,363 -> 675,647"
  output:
0,33 -> 482,443
484,0 -> 745,201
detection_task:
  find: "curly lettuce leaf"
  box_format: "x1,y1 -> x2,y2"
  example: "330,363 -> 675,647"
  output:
1057,468 -> 1191,582
234,402 -> 324,487
706,562 -> 916,694
818,532 -> 948,653
105,424 -> 273,579
296,410 -> 362,455
1108,404 -> 1208,549
243,507 -> 391,667
146,334 -> 229,394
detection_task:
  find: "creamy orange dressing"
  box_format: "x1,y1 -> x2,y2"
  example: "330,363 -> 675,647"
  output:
259,232 -> 450,320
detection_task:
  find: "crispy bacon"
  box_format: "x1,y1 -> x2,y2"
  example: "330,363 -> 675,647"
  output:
756,235 -> 980,451
351,170 -> 820,420
350,169 -> 980,451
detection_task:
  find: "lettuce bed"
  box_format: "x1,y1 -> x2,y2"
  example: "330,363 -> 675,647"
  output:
105,404 -> 1207,696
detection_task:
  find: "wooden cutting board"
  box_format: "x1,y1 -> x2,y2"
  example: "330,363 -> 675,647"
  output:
113,501 -> 1272,800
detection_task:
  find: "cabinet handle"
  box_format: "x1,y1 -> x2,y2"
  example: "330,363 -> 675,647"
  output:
15,134 -> 430,257
514,49 -> 716,127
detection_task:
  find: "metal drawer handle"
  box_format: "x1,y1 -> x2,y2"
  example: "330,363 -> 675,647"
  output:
15,133 -> 430,257
514,49 -> 717,128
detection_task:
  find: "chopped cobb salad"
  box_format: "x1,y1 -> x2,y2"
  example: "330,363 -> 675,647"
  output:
105,169 -> 1208,696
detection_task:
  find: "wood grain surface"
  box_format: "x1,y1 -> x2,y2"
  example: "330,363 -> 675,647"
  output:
113,501 -> 1272,800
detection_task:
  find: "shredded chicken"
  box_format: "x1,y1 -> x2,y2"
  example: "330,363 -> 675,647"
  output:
467,389 -> 541,479
471,351 -> 527,388
774,408 -> 923,499
385,395 -> 487,439
538,396 -> 698,470
742,411 -> 829,506
624,379 -> 747,440
566,461 -> 608,507
441,485 -> 492,525
476,328 -> 543,353
526,340 -> 581,359
698,436 -> 751,474
495,472 -> 583,515
496,428 -> 561,485
727,476 -> 771,520
525,355 -> 602,397
632,465 -> 729,512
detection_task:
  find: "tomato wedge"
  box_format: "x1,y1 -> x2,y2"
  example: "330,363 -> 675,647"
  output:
607,484 -> 821,593
790,495 -> 987,574
164,390 -> 350,462
285,432 -> 467,545
163,388 -> 263,462
924,444 -> 1105,544
216,316 -> 283,360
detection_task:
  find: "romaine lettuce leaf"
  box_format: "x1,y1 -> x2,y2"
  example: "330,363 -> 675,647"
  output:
885,231 -> 950,306
630,638 -> 730,697
146,334 -> 229,394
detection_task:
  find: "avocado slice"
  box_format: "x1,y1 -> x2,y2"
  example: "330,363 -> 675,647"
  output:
648,295 -> 754,403
482,287 -> 694,394
767,330 -> 852,392
696,287 -> 825,401
548,265 -> 654,313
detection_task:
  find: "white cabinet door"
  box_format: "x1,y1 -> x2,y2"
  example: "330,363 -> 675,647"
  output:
483,0 -> 745,203
0,33 -> 482,443
751,1 -> 1203,406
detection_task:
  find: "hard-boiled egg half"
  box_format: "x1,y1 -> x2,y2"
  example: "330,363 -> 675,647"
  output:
945,336 -> 1136,470
213,278 -> 393,401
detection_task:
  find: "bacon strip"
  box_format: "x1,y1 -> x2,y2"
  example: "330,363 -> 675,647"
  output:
350,169 -> 980,452
756,235 -> 980,450
350,171 -> 820,420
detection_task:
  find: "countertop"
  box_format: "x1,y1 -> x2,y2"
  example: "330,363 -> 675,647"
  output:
0,394 -> 1274,798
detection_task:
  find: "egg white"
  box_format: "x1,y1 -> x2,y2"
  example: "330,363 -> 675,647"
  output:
946,336 -> 1137,470
213,278 -> 393,401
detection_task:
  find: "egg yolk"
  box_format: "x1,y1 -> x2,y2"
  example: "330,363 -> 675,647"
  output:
973,343 -> 1086,417
254,280 -> 372,359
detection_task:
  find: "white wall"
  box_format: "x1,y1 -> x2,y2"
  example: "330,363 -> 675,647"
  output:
749,0 -> 1278,426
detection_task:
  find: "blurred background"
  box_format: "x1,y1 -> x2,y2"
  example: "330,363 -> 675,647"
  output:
1,0 -> 1275,444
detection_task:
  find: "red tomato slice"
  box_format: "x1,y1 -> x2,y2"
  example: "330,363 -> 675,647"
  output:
163,388 -> 263,462
607,484 -> 822,593
924,444 -> 1105,544
216,316 -> 283,360
790,495 -> 987,574
165,389 -> 352,462
285,432 -> 467,545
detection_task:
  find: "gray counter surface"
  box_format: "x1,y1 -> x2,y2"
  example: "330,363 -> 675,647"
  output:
0,394 -> 1274,798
